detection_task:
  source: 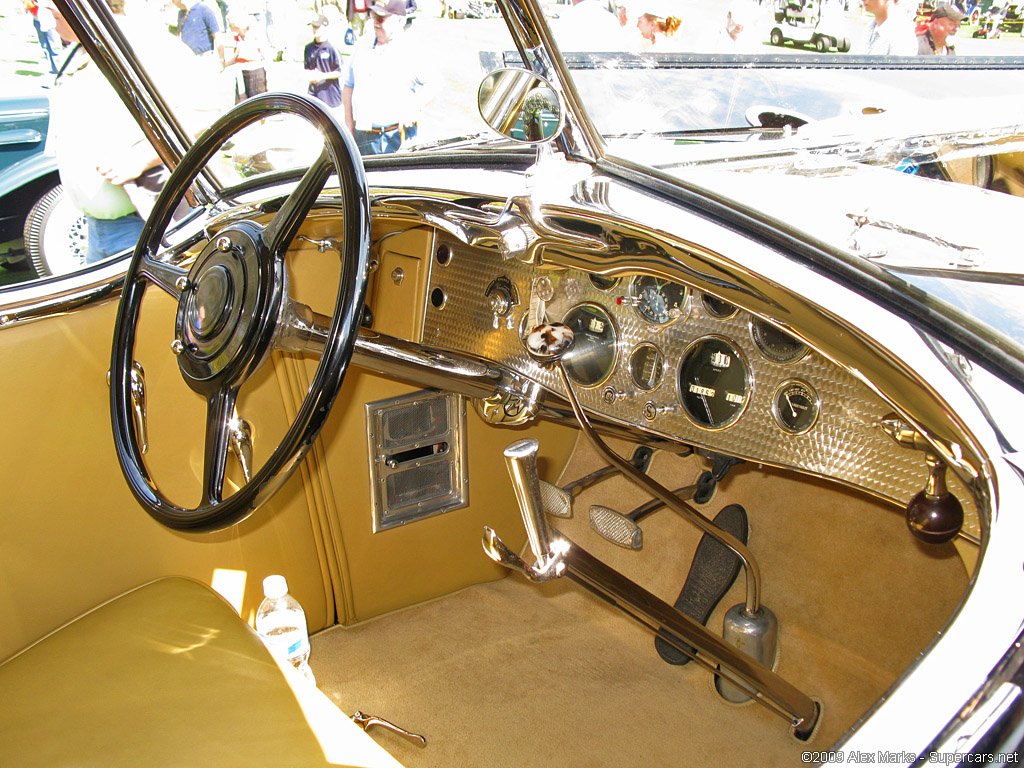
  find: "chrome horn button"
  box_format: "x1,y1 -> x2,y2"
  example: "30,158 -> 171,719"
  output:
188,264 -> 234,340
174,223 -> 282,391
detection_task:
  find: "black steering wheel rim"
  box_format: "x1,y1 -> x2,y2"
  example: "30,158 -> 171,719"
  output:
110,93 -> 370,532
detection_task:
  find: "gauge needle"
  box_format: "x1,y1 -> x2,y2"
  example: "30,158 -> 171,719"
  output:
785,391 -> 798,418
695,375 -> 713,420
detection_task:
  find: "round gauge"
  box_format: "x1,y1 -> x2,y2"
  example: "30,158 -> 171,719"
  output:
750,318 -> 807,364
629,343 -> 665,391
772,380 -> 820,435
678,336 -> 751,430
589,274 -> 620,292
701,292 -> 738,320
561,304 -> 617,387
630,276 -> 689,326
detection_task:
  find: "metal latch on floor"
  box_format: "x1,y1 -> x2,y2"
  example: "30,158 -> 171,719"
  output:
351,711 -> 427,748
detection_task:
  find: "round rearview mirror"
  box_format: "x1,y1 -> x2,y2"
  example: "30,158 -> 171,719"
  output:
477,69 -> 564,144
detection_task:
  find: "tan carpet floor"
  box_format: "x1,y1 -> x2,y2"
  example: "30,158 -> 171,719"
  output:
311,438 -> 968,768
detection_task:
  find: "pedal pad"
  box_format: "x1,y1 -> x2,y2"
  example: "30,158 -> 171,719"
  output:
589,505 -> 643,549
540,480 -> 572,518
656,503 -> 748,665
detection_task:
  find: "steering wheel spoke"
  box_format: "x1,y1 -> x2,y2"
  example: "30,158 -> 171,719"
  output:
139,248 -> 190,299
263,147 -> 334,258
110,93 -> 370,531
201,386 -> 240,506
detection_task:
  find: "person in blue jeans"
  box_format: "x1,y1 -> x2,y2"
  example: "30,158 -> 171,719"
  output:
342,0 -> 431,156
41,0 -> 220,265
25,0 -> 62,74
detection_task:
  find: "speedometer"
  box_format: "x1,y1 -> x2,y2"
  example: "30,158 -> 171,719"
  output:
678,336 -> 751,430
630,276 -> 689,326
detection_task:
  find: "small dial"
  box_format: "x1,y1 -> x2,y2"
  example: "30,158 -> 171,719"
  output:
701,292 -> 738,320
750,318 -> 807,364
589,274 -> 620,292
630,276 -> 689,326
629,343 -> 665,391
772,380 -> 820,435
677,336 -> 750,430
561,304 -> 617,387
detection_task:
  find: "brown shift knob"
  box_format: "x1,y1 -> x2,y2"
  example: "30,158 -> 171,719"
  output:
906,452 -> 963,544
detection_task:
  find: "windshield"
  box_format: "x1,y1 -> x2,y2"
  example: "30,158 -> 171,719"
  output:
9,0 -> 1024,363
537,1 -> 1024,352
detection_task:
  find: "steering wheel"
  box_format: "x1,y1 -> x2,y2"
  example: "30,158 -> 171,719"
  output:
110,93 -> 370,532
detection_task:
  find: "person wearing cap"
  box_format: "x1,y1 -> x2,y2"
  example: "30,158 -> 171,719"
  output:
858,0 -> 917,54
918,3 -> 966,53
304,14 -> 343,108
341,0 -> 431,155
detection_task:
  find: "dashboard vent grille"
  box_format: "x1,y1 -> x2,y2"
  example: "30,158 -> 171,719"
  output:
366,391 -> 468,532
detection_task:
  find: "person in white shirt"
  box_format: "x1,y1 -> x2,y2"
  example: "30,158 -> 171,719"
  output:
341,0 -> 430,155
859,0 -> 917,54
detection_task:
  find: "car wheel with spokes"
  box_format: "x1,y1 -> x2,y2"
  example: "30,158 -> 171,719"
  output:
23,183 -> 89,277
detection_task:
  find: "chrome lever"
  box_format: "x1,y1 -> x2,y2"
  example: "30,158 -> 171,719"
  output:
227,413 -> 253,483
108,363 -> 148,454
482,526 -> 568,582
351,711 -> 427,748
481,437 -> 570,581
129,362 -> 148,455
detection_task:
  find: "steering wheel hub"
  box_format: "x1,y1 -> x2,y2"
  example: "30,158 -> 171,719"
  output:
191,265 -> 233,339
174,223 -> 281,390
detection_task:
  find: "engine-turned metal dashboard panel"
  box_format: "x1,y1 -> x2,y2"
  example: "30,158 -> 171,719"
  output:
417,229 -> 978,536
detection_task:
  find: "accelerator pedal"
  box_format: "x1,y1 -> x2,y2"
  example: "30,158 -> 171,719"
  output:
589,505 -> 643,549
656,503 -> 749,665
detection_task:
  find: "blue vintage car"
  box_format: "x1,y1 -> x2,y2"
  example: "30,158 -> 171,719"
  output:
0,90 -> 86,282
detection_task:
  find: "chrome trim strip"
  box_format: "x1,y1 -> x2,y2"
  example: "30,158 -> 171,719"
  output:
0,272 -> 123,328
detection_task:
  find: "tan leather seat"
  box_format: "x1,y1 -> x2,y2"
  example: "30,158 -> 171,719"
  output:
0,577 -> 402,768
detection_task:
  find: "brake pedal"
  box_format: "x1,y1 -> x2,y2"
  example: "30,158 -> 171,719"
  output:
589,505 -> 643,549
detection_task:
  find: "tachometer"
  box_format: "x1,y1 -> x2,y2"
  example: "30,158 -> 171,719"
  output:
629,276 -> 689,326
678,336 -> 750,429
589,274 -> 620,292
561,304 -> 617,387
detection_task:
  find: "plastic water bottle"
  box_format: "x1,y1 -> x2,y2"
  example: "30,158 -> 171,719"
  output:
255,575 -> 315,685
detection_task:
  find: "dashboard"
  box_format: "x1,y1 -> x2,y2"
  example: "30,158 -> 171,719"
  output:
385,226 -> 979,537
